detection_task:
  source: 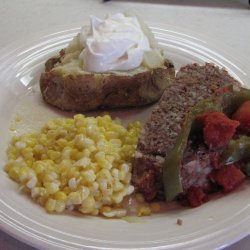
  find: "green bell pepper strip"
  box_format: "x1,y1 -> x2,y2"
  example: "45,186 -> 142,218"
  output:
223,87 -> 250,116
220,136 -> 250,165
163,100 -> 221,201
163,87 -> 250,201
220,136 -> 250,176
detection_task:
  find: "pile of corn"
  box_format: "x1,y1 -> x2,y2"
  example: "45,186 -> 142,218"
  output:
5,114 -> 141,217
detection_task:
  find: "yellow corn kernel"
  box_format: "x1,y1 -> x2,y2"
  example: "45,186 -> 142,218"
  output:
88,145 -> 97,153
111,191 -> 125,204
124,172 -> 132,185
81,169 -> 96,183
137,206 -> 152,217
15,141 -> 26,150
21,147 -> 33,160
105,155 -> 115,164
36,187 -> 48,197
66,167 -> 79,179
110,139 -> 122,147
74,151 -> 84,161
37,196 -> 47,206
56,138 -> 68,148
88,163 -> 98,172
102,196 -> 112,205
60,159 -> 72,168
73,157 -> 91,168
71,148 -> 79,160
111,168 -> 119,179
118,170 -> 126,181
113,181 -> 124,192
26,175 -> 37,189
54,191 -> 67,201
97,158 -> 112,169
38,134 -> 47,145
33,161 -> 45,174
91,208 -> 99,216
106,131 -> 120,140
33,144 -> 44,153
18,167 -> 30,182
47,130 -> 57,140
45,198 -> 56,212
8,167 -> 20,182
55,200 -> 66,212
102,208 -> 127,218
46,120 -> 57,130
47,150 -> 61,161
100,206 -> 111,214
102,187 -> 113,197
79,195 -> 95,213
61,147 -> 72,160
43,171 -> 58,183
94,151 -> 105,160
98,169 -> 112,182
4,162 -> 13,172
44,181 -> 60,194
81,186 -> 90,200
41,154 -> 48,160
82,148 -> 91,157
62,186 -> 71,195
68,191 -> 82,205
55,201 -> 66,213
76,127 -> 86,135
74,120 -> 86,129
31,187 -> 42,198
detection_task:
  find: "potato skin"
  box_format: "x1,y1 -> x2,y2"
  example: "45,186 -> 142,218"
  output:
40,55 -> 175,112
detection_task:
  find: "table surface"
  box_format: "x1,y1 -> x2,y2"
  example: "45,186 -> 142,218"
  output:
0,0 -> 249,249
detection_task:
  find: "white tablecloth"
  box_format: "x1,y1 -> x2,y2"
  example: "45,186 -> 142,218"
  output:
0,0 -> 249,249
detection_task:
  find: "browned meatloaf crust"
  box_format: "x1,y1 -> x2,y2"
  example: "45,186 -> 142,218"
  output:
132,63 -> 241,201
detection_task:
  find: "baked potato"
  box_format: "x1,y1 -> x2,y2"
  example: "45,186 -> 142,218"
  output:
40,16 -> 175,112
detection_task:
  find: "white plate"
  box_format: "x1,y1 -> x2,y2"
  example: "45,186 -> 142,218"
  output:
0,23 -> 249,250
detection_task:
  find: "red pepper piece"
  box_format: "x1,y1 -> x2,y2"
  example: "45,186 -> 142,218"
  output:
209,165 -> 245,192
186,187 -> 208,208
202,112 -> 239,149
232,101 -> 250,134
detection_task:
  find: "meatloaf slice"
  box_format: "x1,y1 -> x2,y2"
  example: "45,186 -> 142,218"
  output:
132,63 -> 241,201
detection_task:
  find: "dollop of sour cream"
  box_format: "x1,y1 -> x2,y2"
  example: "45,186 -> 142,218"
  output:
79,13 -> 151,72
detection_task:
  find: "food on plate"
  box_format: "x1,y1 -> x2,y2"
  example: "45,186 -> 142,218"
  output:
133,71 -> 250,208
40,13 -> 175,112
5,114 -> 141,217
7,57 -> 250,217
132,63 -> 242,202
232,101 -> 250,134
163,88 -> 250,206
